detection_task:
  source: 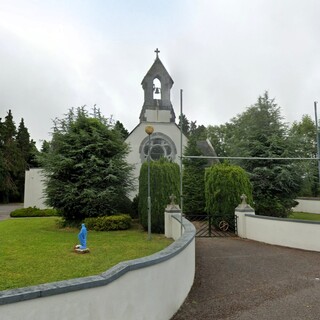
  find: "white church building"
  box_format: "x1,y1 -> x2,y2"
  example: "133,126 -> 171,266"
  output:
125,49 -> 188,195
24,50 -> 216,207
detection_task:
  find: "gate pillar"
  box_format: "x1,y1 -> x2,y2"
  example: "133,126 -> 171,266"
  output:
235,194 -> 255,238
165,197 -> 181,239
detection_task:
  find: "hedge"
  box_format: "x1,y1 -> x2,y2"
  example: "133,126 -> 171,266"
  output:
138,158 -> 180,233
10,207 -> 60,217
84,214 -> 132,231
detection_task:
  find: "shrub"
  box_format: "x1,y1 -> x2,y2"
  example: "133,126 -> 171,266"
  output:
84,214 -> 132,231
10,207 -> 59,217
205,163 -> 253,228
131,194 -> 139,219
39,107 -> 133,222
139,158 -> 180,233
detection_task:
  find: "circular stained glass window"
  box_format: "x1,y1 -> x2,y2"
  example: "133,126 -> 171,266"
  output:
140,132 -> 177,162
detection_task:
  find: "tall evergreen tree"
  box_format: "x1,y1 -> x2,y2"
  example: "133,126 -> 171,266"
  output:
289,115 -> 318,196
227,92 -> 302,217
0,110 -> 19,202
178,113 -> 190,137
114,120 -> 129,139
182,136 -> 208,216
39,107 -> 133,222
15,118 -> 33,201
139,158 -> 180,233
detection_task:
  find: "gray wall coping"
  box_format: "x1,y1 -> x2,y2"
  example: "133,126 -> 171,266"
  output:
245,214 -> 320,225
0,215 -> 195,306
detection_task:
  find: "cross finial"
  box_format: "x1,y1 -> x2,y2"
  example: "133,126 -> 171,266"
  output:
240,194 -> 247,205
154,48 -> 160,58
169,194 -> 176,205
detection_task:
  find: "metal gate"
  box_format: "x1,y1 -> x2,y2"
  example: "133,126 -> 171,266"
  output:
186,214 -> 237,237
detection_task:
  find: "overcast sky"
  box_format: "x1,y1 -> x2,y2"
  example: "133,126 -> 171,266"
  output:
1,0 -> 319,148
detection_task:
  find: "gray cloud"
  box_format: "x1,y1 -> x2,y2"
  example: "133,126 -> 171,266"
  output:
1,0 -> 320,148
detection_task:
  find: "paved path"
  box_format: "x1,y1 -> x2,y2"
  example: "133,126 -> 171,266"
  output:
172,237 -> 320,320
0,203 -> 23,220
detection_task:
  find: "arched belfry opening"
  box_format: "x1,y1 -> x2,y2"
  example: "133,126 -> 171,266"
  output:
153,78 -> 161,100
139,49 -> 175,123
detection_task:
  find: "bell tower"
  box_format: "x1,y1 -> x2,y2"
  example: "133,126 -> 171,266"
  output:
139,49 -> 176,123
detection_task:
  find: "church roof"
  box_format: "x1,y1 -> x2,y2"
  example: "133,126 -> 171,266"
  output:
141,56 -> 174,86
196,139 -> 219,165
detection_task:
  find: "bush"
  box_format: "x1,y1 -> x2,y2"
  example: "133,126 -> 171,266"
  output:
39,107 -> 133,222
10,207 -> 59,217
131,194 -> 139,219
205,163 -> 253,228
84,214 -> 132,231
139,158 -> 180,234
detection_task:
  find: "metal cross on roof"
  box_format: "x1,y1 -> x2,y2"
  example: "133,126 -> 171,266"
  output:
154,48 -> 160,58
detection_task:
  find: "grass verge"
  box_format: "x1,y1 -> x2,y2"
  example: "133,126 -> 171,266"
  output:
288,212 -> 320,221
0,217 -> 173,291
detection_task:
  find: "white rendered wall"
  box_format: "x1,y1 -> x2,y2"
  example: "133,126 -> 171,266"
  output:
24,168 -> 47,209
293,198 -> 320,214
237,213 -> 320,252
126,122 -> 187,195
0,245 -> 195,320
0,214 -> 196,320
145,109 -> 171,122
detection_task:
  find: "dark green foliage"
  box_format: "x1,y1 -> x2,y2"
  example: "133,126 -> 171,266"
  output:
84,214 -> 132,231
114,120 -> 129,139
139,158 -> 180,233
10,207 -> 59,217
178,113 -> 190,137
178,113 -> 207,139
289,115 -> 318,197
0,110 -> 19,202
0,111 -> 38,203
205,163 -> 253,226
183,137 -> 208,216
131,194 -> 139,219
39,107 -> 133,222
208,92 -> 302,217
113,195 -> 134,216
207,123 -> 234,159
230,93 -> 302,217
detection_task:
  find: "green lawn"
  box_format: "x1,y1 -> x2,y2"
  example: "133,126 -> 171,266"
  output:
0,218 -> 173,291
288,212 -> 320,221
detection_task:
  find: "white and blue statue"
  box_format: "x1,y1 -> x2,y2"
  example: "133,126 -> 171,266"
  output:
74,223 -> 90,253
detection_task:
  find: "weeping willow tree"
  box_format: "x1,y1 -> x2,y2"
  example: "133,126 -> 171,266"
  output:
205,163 -> 253,227
139,158 -> 180,233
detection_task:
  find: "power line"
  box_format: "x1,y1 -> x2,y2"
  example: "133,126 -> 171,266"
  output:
181,155 -> 318,161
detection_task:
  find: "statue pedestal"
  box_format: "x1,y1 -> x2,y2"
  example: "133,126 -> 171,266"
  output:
74,245 -> 90,254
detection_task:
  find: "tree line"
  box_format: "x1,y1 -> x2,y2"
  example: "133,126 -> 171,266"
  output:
1,92 -> 318,225
182,92 -> 318,218
0,110 -> 39,203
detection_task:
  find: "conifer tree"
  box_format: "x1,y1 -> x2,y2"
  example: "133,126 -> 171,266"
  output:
0,110 -> 19,202
139,158 -> 180,233
182,136 -> 207,216
39,107 -> 133,222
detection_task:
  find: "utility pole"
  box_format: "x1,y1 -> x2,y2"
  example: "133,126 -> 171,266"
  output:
314,101 -> 320,183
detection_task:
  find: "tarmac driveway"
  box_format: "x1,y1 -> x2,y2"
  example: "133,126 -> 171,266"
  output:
0,203 -> 23,220
172,237 -> 320,320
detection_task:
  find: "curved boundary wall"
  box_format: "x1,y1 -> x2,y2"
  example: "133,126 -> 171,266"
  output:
236,208 -> 320,252
293,198 -> 320,214
0,213 -> 195,320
